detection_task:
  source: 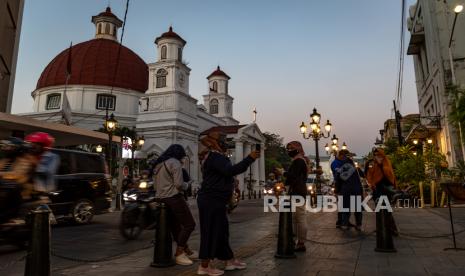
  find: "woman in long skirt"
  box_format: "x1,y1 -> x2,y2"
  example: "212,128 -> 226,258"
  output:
197,131 -> 259,276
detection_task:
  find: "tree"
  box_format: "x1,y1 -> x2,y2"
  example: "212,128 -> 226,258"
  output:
263,132 -> 291,176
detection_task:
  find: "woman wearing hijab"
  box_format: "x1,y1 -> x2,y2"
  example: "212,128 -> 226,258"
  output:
197,131 -> 259,276
153,144 -> 196,266
284,141 -> 309,252
366,147 -> 398,235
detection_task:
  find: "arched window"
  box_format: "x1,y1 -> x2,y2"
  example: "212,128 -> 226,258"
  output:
161,45 -> 167,60
110,25 -> 114,36
156,69 -> 168,88
210,99 -> 219,114
212,81 -> 218,92
46,93 -> 61,110
105,23 -> 110,34
97,23 -> 102,34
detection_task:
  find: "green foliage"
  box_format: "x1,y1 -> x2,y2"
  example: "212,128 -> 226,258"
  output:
263,132 -> 291,175
446,85 -> 465,142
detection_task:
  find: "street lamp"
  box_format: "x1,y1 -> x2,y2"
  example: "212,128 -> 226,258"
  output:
96,145 -> 103,153
299,107 -> 332,194
427,138 -> 433,144
341,142 -> 348,150
448,3 -> 465,160
104,113 -> 118,176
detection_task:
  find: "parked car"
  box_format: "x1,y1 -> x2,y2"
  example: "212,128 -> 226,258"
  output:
47,149 -> 112,224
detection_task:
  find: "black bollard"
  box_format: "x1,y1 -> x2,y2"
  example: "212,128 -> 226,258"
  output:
151,203 -> 175,267
25,205 -> 51,276
259,190 -> 261,199
241,191 -> 245,200
374,208 -> 396,252
275,198 -> 296,259
254,190 -> 257,199
248,191 -> 251,200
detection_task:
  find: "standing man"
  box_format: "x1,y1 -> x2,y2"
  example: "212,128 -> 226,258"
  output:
284,141 -> 309,252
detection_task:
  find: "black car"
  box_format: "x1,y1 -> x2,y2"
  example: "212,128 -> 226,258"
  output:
48,149 -> 112,224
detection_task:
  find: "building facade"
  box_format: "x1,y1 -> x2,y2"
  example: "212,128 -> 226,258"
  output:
407,0 -> 465,166
0,0 -> 24,113
21,7 -> 266,191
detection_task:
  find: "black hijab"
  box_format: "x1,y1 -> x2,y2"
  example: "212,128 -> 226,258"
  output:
152,144 -> 186,168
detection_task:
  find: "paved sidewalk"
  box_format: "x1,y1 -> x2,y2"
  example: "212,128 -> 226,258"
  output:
53,206 -> 465,276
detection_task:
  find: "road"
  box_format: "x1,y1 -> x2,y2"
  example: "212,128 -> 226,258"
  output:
0,198 -> 274,275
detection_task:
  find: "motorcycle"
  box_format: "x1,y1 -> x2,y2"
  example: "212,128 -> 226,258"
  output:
119,180 -> 159,240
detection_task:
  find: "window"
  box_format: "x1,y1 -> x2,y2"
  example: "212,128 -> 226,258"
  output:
212,81 -> 218,92
178,48 -> 182,61
225,82 -> 228,93
161,45 -> 167,60
105,23 -> 110,34
156,69 -> 168,88
210,99 -> 219,114
46,94 -> 61,110
96,94 -> 116,110
110,25 -> 114,36
98,23 -> 102,34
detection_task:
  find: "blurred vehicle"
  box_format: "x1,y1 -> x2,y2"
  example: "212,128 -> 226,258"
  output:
120,179 -> 157,240
47,149 -> 112,224
263,182 -> 285,197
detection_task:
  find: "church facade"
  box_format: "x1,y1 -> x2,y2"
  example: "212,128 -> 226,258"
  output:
21,7 -> 266,191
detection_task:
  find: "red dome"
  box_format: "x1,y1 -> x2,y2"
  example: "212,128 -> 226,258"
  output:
98,7 -> 118,19
155,26 -> 186,45
37,39 -> 148,93
207,66 -> 230,80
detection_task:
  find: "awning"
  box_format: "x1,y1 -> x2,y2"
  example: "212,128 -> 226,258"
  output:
0,112 -> 120,146
404,124 -> 439,142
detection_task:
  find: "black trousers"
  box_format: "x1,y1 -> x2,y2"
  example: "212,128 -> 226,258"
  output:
197,194 -> 233,261
158,194 -> 196,248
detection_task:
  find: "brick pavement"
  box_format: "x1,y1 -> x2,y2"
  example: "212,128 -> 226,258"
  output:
8,204 -> 465,276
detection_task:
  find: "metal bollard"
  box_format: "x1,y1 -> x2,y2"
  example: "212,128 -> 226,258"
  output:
25,205 -> 51,276
248,191 -> 251,200
151,203 -> 175,267
254,190 -> 257,199
258,190 -> 261,199
374,208 -> 396,253
275,198 -> 296,259
241,191 -> 245,200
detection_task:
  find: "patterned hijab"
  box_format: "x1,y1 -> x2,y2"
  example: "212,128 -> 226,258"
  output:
366,148 -> 396,188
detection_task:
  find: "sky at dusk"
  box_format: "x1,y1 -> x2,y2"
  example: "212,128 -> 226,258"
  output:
11,0 -> 418,157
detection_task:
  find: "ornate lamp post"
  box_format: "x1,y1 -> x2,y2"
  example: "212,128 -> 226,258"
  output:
104,113 -> 118,175
325,134 -> 339,156
300,107 -> 332,194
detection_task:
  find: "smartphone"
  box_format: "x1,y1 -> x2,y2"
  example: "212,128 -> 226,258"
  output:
256,144 -> 261,151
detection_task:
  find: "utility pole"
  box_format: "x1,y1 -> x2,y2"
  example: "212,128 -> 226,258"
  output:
393,100 -> 403,146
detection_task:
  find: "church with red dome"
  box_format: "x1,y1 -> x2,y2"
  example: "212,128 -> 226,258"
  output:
23,7 -> 266,190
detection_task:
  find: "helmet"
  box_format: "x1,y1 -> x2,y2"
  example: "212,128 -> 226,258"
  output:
25,132 -> 55,148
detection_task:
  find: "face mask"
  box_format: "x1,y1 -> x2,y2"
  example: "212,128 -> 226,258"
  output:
287,149 -> 299,158
218,135 -> 229,152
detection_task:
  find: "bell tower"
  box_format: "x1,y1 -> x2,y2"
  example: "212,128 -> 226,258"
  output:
91,7 -> 122,41
203,66 -> 238,126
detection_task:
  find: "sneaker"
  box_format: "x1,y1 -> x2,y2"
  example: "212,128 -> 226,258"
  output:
224,259 -> 247,270
197,265 -> 224,275
185,248 -> 199,260
176,253 -> 194,266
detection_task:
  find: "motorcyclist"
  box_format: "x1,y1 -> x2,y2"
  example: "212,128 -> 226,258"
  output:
0,137 -> 38,224
24,132 -> 60,193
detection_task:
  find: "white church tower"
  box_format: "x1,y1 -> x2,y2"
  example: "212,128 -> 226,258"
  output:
203,66 -> 239,126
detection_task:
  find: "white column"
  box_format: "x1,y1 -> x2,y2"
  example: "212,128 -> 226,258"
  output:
235,141 -> 244,191
260,143 -> 266,186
